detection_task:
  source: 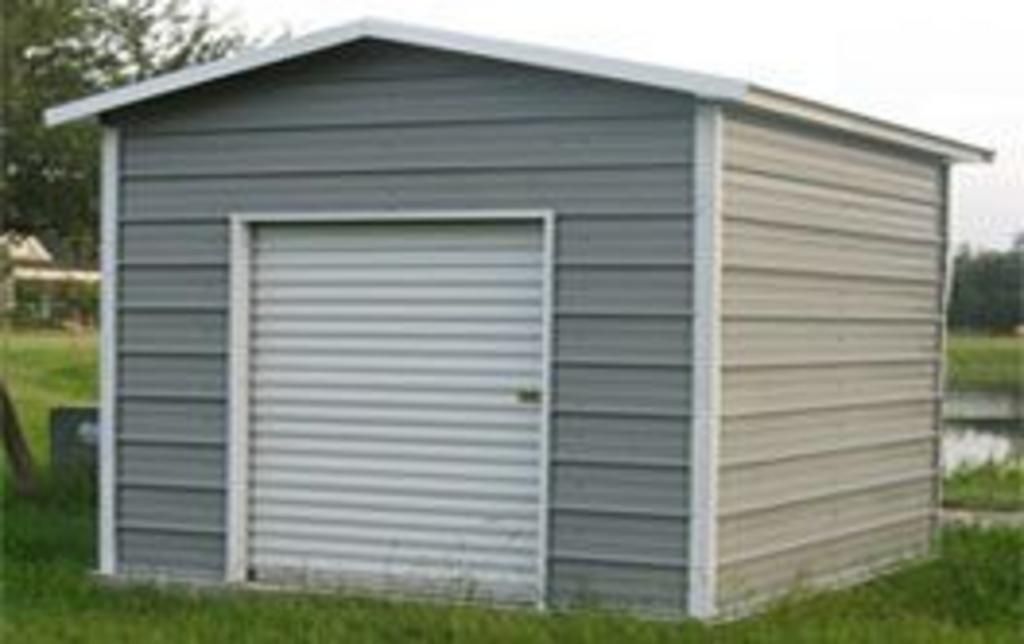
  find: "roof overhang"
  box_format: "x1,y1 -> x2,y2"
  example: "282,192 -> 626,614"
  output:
742,86 -> 994,164
44,17 -> 993,164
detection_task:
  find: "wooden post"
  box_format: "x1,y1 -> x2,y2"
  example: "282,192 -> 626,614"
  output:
1,378 -> 38,496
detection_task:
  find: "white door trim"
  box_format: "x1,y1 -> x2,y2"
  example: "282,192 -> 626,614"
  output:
225,215 -> 251,583
688,103 -> 724,618
225,209 -> 556,608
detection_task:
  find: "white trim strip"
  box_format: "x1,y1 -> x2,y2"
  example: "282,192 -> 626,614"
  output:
233,209 -> 555,225
687,103 -> 723,619
933,166 -> 954,540
538,210 -> 556,609
98,128 -> 119,576
224,209 -> 555,608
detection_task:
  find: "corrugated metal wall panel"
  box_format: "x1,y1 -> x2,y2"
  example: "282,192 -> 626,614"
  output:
556,317 -> 691,363
724,114 -> 942,203
720,401 -> 934,461
119,531 -> 224,579
722,362 -> 938,415
120,169 -> 692,221
722,218 -> 941,282
120,221 -> 227,263
113,40 -> 695,609
721,319 -> 938,364
119,354 -> 225,396
119,398 -> 224,442
554,414 -> 689,463
553,464 -> 687,511
119,74 -> 693,135
121,118 -> 693,177
119,311 -> 227,353
723,272 -> 939,317
118,443 -> 225,487
119,266 -> 227,305
556,268 -> 691,312
722,171 -> 940,239
116,43 -> 692,134
716,109 -> 944,611
549,562 -> 687,612
551,511 -> 687,562
556,366 -> 691,414
557,216 -> 693,262
718,478 -> 932,564
717,516 -> 931,606
719,440 -> 934,512
119,488 -> 224,530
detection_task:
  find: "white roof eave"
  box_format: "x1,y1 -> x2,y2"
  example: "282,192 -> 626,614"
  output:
742,85 -> 994,164
44,17 -> 993,164
44,17 -> 748,127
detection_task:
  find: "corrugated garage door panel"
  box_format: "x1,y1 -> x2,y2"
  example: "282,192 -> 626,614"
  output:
247,220 -> 546,603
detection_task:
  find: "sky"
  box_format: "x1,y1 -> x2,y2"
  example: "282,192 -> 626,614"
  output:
216,0 -> 1022,250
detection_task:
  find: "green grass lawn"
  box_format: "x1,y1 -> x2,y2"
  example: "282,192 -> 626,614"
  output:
946,335 -> 1024,393
3,485 -> 1023,643
2,330 -> 1023,642
0,329 -> 98,466
945,461 -> 1024,512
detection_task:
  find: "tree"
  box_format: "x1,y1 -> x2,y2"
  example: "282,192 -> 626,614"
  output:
1,0 -> 249,265
948,243 -> 1024,333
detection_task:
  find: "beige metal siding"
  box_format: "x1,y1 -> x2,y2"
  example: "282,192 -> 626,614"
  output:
716,109 -> 945,610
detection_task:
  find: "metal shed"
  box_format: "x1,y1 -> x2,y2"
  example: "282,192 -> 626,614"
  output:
46,18 -> 992,618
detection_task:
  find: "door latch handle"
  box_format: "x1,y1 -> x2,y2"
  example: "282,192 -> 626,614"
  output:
516,388 -> 542,404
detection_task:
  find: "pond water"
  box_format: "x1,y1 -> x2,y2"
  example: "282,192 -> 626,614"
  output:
941,423 -> 1023,473
942,389 -> 1022,472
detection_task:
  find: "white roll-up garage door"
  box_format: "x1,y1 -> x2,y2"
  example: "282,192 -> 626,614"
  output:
246,218 -> 547,603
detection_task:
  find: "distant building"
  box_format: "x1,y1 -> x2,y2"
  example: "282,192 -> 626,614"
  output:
1,233 -> 99,324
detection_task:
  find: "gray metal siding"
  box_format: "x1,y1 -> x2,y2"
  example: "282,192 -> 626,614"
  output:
112,41 -> 695,610
716,109 -> 945,610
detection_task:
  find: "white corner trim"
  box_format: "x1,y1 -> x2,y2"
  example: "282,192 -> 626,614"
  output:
688,102 -> 723,619
98,127 -> 119,576
225,217 -> 251,583
932,166 -> 954,538
44,17 -> 747,127
223,209 -> 556,601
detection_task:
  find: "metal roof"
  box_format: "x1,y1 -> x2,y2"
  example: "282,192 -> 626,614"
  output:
44,17 -> 992,163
